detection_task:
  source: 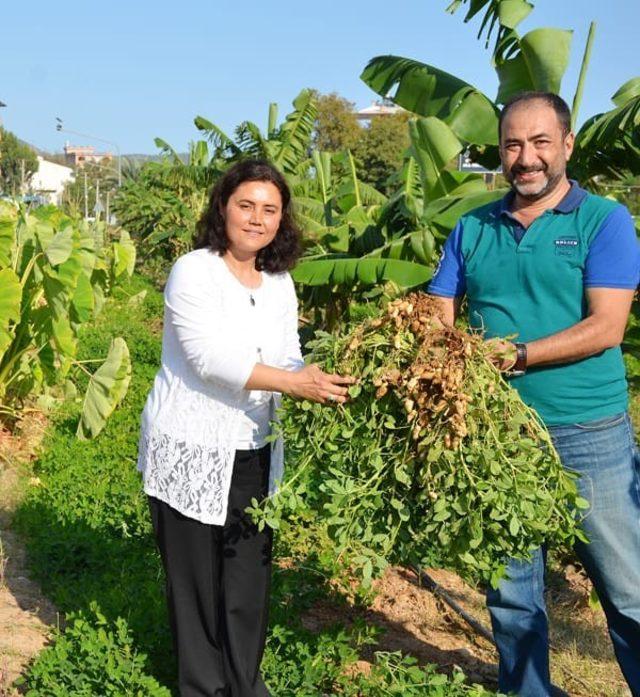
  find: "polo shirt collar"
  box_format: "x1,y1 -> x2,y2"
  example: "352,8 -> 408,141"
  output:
494,179 -> 588,219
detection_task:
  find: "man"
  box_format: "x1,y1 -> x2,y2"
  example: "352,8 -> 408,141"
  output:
428,91 -> 640,696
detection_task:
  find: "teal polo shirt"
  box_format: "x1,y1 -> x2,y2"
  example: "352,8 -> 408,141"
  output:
428,182 -> 640,425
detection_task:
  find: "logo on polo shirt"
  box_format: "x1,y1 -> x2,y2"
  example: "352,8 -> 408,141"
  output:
554,237 -> 579,256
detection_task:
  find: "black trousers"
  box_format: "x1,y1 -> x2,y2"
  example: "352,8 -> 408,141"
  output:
149,446 -> 273,697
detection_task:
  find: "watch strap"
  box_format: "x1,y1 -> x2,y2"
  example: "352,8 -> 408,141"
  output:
512,342 -> 527,374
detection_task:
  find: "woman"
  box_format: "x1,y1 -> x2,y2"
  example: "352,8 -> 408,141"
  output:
138,159 -> 352,696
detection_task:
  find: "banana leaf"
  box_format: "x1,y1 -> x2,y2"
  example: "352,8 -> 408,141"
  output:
361,55 -> 499,145
425,188 -> 507,231
447,0 -> 534,49
571,87 -> 640,182
292,256 -> 431,287
273,89 -> 317,174
494,27 -> 572,104
364,228 -> 436,265
194,116 -> 242,156
409,117 -> 464,198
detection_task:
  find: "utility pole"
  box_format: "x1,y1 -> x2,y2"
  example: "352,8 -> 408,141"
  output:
20,159 -> 25,195
84,171 -> 88,220
106,190 -> 110,226
95,180 -> 101,220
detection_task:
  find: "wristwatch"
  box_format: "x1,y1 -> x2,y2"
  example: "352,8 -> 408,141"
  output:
509,343 -> 527,377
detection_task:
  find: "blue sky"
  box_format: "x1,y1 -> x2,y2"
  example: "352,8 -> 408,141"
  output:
2,0 -> 638,155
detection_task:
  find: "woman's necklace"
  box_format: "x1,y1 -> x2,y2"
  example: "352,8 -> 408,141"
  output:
223,256 -> 261,306
222,255 -> 263,361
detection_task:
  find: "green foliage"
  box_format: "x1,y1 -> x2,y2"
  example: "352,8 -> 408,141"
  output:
361,56 -> 498,147
446,0 -> 535,51
111,155 -> 210,262
623,296 -> 640,387
254,300 -> 585,589
345,654 -> 496,695
20,604 -> 170,696
313,92 -> 362,153
77,337 -> 131,439
571,81 -> 640,185
0,202 -> 135,433
14,274 -> 498,695
61,161 -> 119,219
493,27 -> 572,104
0,127 -> 39,196
366,3 -> 639,189
113,89 -> 318,263
356,112 -> 411,192
313,92 -> 410,191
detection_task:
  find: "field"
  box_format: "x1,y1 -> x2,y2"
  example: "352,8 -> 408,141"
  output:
0,274 -> 633,696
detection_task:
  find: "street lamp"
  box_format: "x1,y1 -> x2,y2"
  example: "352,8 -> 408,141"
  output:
55,117 -> 122,187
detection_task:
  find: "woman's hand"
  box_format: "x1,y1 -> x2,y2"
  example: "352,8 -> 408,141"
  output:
288,364 -> 356,405
245,363 -> 356,404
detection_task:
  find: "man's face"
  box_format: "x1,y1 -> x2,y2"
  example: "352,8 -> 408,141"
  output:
499,100 -> 574,201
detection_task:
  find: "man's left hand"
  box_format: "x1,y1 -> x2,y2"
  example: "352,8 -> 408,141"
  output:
485,339 -> 517,372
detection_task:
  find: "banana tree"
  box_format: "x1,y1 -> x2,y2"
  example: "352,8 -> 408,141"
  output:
446,0 -> 535,52
113,90 -> 318,260
571,78 -> 640,185
290,149 -> 437,327
360,0 -> 640,376
446,2 -> 640,185
0,201 -> 133,438
195,88 -> 317,177
291,126 -> 505,329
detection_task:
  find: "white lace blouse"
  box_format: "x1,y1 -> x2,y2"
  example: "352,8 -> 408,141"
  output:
137,248 -> 304,525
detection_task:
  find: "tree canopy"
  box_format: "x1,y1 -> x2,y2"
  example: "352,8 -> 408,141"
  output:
0,127 -> 39,195
313,92 -> 410,192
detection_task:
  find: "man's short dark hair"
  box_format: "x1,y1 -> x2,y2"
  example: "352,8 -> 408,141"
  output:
499,91 -> 572,138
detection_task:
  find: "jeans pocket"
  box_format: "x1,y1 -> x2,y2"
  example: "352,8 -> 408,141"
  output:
564,467 -> 595,521
573,412 -> 626,432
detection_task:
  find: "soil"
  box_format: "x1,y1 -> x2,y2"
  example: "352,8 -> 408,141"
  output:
300,563 -> 629,697
0,413 -> 57,696
0,412 -> 630,696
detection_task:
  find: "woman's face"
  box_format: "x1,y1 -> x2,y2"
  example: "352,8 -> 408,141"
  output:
223,180 -> 283,260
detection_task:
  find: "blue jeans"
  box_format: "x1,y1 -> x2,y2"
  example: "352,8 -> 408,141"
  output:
487,412 -> 640,697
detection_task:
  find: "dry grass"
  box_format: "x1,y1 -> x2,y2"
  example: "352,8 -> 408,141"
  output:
547,574 -> 630,696
0,411 -> 53,695
0,537 -> 6,591
0,657 -> 16,697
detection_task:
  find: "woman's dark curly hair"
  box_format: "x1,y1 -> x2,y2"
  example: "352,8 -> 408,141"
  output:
194,159 -> 302,273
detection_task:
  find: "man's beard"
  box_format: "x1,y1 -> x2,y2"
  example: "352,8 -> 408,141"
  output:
506,165 -> 564,201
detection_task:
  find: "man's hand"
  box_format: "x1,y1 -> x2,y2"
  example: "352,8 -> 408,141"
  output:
485,339 -> 517,372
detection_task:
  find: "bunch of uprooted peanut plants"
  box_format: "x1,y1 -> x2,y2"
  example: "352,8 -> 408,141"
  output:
250,292 -> 588,588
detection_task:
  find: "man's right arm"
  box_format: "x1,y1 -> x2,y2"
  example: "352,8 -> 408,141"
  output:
426,221 -> 466,327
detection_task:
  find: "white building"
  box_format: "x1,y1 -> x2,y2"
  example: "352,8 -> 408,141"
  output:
30,156 -> 74,205
356,100 -> 403,121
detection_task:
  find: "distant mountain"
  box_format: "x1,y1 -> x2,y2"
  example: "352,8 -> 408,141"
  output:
120,153 -> 166,164
15,136 -> 188,167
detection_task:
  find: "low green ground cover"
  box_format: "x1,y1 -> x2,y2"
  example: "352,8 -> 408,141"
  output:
14,273 -> 496,695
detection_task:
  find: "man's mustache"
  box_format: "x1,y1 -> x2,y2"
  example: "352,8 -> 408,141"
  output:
511,164 -> 547,174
